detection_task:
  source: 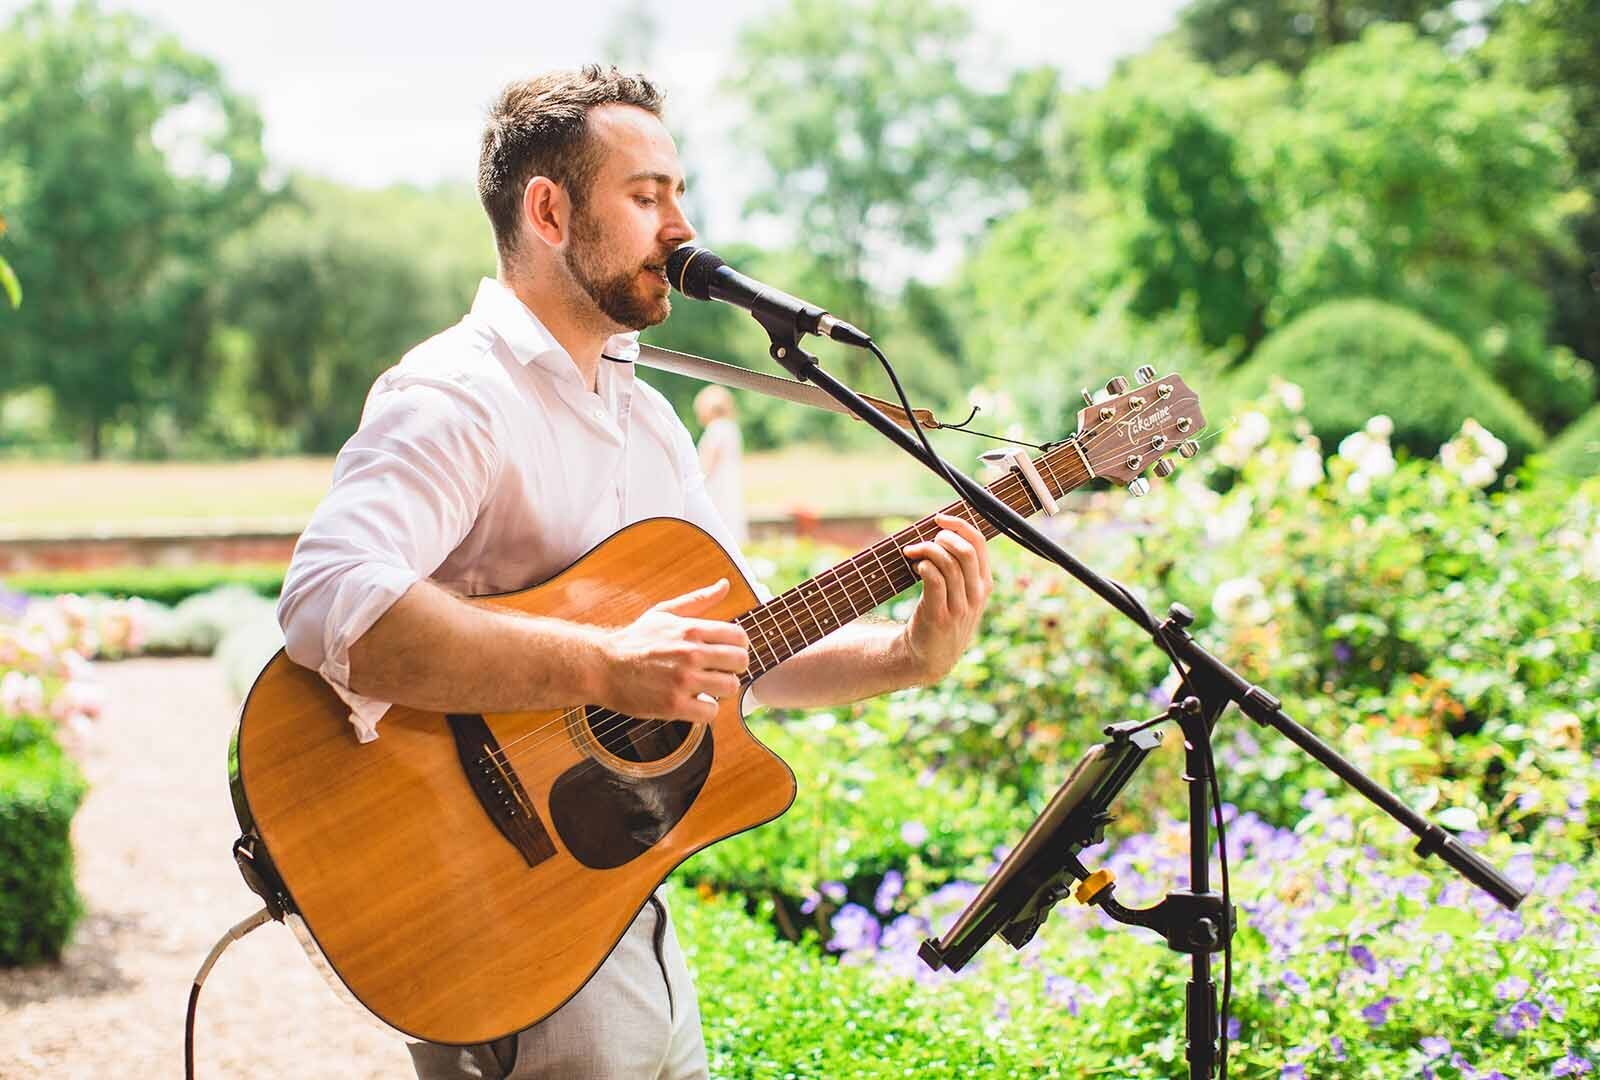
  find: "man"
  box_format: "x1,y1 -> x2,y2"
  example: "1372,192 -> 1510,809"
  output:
276,65 -> 992,1080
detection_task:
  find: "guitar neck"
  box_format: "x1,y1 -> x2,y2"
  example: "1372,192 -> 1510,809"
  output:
737,441 -> 1090,682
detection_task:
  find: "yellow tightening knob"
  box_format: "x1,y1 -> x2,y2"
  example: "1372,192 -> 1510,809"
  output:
1074,869 -> 1115,905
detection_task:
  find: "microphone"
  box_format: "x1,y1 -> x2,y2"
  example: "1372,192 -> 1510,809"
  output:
666,245 -> 872,348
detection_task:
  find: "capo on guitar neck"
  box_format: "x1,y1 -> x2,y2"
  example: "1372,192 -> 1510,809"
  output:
979,448 -> 1062,516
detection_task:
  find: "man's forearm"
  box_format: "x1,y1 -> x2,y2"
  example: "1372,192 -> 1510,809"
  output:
346,578 -> 608,713
749,619 -> 928,710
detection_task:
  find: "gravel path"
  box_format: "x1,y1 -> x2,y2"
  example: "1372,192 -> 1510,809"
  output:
0,658 -> 414,1079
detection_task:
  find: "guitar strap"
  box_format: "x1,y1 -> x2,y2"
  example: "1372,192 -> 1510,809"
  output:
608,342 -> 944,432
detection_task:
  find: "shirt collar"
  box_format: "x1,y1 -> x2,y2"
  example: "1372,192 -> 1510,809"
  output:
471,277 -> 640,377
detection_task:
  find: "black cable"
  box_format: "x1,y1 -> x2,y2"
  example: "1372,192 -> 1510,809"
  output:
863,338 -> 1229,1070
185,906 -> 273,1080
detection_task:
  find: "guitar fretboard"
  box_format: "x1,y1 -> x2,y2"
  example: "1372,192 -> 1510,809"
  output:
736,441 -> 1090,682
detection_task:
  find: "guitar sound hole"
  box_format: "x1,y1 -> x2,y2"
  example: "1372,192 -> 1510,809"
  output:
587,710 -> 693,764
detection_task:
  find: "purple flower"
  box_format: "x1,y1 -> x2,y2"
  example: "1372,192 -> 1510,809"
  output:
1511,1000 -> 1542,1031
1552,1053 -> 1593,1077
873,870 -> 904,914
1420,1036 -> 1451,1060
1495,976 -> 1529,1000
1281,1066 -> 1305,1080
1330,1036 -> 1346,1062
1282,970 -> 1309,993
1333,641 -> 1353,664
1226,1017 -> 1241,1040
901,820 -> 929,846
1350,944 -> 1378,973
1539,994 -> 1567,1023
827,903 -> 880,953
993,995 -> 1011,1022
1362,995 -> 1399,1026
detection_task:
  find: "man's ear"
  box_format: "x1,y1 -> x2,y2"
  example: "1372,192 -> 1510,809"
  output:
521,175 -> 568,250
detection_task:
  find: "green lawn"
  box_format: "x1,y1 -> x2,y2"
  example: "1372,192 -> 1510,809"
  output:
1,445 -> 951,531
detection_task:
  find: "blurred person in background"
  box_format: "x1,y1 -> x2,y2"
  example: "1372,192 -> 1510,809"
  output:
693,384 -> 746,544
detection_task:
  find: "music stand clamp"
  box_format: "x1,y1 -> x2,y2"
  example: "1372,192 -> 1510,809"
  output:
919,690 -> 1236,1079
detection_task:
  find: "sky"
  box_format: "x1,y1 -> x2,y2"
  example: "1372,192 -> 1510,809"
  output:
3,1 -> 1189,239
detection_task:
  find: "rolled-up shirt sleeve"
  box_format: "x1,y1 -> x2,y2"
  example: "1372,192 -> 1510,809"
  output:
277,376 -> 504,740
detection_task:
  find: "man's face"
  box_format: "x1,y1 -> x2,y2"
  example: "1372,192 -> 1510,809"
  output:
562,104 -> 695,332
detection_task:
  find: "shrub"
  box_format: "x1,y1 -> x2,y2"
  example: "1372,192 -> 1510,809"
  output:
0,724 -> 86,965
1,563 -> 286,607
678,711 -> 1034,941
1229,300 -> 1545,463
1546,404 -> 1600,478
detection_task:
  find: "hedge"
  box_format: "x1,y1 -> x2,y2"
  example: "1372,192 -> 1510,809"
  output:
1229,299 -> 1546,463
2,562 -> 286,606
1546,404 -> 1600,478
0,716 -> 86,965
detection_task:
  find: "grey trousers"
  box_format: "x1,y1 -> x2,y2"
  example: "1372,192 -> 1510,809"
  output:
408,894 -> 708,1080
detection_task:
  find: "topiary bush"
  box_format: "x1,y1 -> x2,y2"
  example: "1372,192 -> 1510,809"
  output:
1546,404 -> 1600,479
0,713 -> 87,965
2,563 -> 286,607
1229,300 -> 1545,463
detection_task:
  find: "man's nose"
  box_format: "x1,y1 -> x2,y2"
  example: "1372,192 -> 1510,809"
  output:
663,203 -> 695,246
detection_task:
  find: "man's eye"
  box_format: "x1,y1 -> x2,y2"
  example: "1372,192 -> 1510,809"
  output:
634,196 -> 657,207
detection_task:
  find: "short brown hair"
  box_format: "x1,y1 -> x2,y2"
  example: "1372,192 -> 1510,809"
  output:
478,65 -> 664,259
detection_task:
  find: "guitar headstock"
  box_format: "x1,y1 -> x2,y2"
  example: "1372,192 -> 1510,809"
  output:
1074,369 -> 1206,493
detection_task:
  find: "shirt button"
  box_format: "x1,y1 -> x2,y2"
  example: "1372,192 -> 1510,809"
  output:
592,407 -> 606,421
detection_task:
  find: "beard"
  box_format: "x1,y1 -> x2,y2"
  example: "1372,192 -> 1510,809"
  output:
563,206 -> 670,332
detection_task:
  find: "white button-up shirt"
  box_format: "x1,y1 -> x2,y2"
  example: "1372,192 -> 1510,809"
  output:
277,277 -> 763,742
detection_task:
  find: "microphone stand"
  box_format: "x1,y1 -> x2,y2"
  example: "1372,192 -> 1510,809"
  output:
750,314 -> 1527,1078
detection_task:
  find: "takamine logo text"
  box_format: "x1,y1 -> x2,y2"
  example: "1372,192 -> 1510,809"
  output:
1118,404 -> 1172,438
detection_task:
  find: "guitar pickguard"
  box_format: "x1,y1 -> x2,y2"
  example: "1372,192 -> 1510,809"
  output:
547,726 -> 715,869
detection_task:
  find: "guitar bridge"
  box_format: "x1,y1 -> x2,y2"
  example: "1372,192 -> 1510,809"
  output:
447,714 -> 558,868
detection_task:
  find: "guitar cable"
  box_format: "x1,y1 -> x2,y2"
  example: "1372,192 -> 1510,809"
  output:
184,905 -> 273,1080
865,339 -> 1233,1076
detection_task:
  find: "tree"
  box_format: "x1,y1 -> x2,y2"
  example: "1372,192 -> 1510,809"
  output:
1072,49 -> 1280,356
215,178 -> 490,453
726,0 -> 1058,320
0,1 -> 268,457
1260,26 -> 1581,425
1485,0 -> 1600,378
1179,0 -> 1469,74
0,212 -> 18,309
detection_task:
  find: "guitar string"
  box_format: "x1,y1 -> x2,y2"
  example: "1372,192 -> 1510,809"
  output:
476,396 -> 1199,783
478,406 -> 1192,782
476,397 -> 1196,778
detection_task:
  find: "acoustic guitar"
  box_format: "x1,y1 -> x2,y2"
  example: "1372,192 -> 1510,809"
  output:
228,371 -> 1205,1044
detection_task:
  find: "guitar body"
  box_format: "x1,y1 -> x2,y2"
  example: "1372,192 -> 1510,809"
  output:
230,517 -> 796,1045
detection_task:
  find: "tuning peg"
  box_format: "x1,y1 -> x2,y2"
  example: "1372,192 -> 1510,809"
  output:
1081,388 -> 1096,406
1105,375 -> 1130,396
1127,478 -> 1150,497
1178,440 -> 1200,459
1135,365 -> 1157,385
1152,458 -> 1176,478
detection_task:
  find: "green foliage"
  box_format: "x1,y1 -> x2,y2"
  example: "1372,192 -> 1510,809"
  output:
678,710 -> 1033,938
1546,405 -> 1600,478
1231,300 -> 1545,462
1179,0 -> 1472,74
0,209 -> 17,309
0,1 -> 269,457
1258,26 -> 1573,415
0,725 -> 86,966
1485,0 -> 1600,373
1071,48 -> 1280,354
2,563 -> 284,606
214,176 -> 491,453
727,0 -> 1056,308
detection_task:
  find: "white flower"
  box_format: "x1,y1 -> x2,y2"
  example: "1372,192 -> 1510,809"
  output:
1364,415 -> 1394,439
1439,418 -> 1509,489
1212,576 -> 1271,625
1271,379 -> 1305,414
1206,493 -> 1254,544
1338,427 -> 1395,491
1287,440 -> 1324,492
1217,410 -> 1270,468
1,670 -> 45,717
